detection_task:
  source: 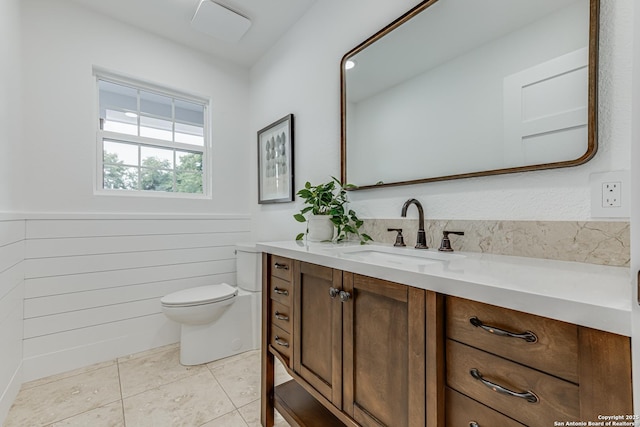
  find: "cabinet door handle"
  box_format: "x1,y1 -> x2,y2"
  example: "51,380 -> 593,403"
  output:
274,312 -> 289,321
274,262 -> 289,270
469,423 -> 479,427
274,336 -> 289,348
469,316 -> 538,343
469,369 -> 539,403
339,291 -> 351,302
273,287 -> 289,296
329,287 -> 340,298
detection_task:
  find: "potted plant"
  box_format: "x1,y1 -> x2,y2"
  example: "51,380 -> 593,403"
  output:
293,177 -> 372,243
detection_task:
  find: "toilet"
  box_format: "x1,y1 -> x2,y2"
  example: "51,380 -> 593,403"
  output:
161,243 -> 262,365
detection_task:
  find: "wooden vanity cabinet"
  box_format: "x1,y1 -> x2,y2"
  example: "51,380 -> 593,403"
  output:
267,255 -> 294,368
261,254 -> 633,427
445,296 -> 633,426
262,255 -> 436,427
341,273 -> 427,427
293,261 -> 343,408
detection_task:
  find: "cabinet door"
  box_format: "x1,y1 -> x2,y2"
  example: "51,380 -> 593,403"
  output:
293,261 -> 343,409
343,273 -> 426,427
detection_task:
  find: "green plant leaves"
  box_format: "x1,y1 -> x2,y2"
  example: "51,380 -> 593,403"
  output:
296,189 -> 311,199
360,233 -> 373,244
292,177 -> 372,244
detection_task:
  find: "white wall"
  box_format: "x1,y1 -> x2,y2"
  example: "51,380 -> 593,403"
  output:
0,0 -> 25,422
250,0 -> 632,241
21,0 -> 251,215
0,220 -> 25,424
0,0 -> 24,213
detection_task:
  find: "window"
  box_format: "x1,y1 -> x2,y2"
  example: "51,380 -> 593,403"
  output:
96,75 -> 209,196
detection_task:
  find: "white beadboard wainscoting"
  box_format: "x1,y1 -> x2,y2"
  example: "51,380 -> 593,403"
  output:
0,220 -> 25,423
21,214 -> 251,382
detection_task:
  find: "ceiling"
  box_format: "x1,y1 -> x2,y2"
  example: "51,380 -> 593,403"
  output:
69,0 -> 317,67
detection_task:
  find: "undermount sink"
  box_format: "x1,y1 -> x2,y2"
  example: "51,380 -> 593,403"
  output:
332,245 -> 464,267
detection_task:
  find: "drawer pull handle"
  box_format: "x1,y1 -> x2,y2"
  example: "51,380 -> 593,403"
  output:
329,287 -> 340,298
273,287 -> 289,296
469,317 -> 538,343
274,336 -> 289,347
274,262 -> 289,270
274,312 -> 289,321
469,423 -> 479,427
469,368 -> 539,403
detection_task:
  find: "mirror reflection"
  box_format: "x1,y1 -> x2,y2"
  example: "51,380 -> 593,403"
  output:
342,0 -> 597,189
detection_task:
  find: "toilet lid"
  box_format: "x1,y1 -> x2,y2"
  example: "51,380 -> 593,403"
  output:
161,283 -> 238,307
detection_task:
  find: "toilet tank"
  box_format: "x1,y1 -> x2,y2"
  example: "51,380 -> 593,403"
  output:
236,243 -> 262,292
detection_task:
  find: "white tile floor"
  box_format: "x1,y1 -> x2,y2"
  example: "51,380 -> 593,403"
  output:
3,345 -> 291,427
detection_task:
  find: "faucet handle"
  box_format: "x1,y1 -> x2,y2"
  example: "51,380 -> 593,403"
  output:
387,228 -> 406,247
439,231 -> 464,252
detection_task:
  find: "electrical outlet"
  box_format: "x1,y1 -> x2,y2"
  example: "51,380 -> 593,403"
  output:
602,182 -> 622,207
590,171 -> 630,218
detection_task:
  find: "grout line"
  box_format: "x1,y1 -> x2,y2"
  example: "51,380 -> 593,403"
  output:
207,365 -> 235,407
117,350 -> 205,400
116,358 -> 126,426
205,368 -> 240,424
39,398 -> 123,427
21,361 -> 117,391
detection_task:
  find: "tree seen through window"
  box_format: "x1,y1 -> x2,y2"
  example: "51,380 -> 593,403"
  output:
103,151 -> 203,193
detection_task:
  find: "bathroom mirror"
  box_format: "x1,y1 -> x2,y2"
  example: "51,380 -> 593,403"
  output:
341,0 -> 598,189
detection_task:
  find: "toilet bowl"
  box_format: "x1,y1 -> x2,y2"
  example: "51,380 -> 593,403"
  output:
160,243 -> 262,366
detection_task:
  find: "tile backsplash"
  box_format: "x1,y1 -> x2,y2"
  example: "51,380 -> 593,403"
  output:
361,219 -> 630,267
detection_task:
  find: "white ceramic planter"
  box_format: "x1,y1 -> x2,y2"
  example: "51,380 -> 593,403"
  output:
307,215 -> 334,241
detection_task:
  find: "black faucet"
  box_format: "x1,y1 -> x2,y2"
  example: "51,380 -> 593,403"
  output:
401,199 -> 427,249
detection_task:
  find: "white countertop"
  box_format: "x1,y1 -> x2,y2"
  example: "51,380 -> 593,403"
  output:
257,241 -> 632,336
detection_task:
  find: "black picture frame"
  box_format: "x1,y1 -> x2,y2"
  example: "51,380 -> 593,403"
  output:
257,114 -> 294,204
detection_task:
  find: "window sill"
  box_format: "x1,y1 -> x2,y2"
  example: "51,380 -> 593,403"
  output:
94,189 -> 212,200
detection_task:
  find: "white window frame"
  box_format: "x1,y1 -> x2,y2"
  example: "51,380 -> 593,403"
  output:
93,68 -> 212,199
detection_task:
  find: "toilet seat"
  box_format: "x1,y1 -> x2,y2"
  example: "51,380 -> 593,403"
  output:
161,283 -> 238,308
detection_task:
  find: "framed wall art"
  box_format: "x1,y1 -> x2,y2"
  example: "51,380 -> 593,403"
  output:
258,114 -> 294,204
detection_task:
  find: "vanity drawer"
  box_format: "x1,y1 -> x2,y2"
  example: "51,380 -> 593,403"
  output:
445,387 -> 525,427
270,324 -> 292,360
446,339 -> 579,427
270,300 -> 292,332
446,296 -> 579,382
270,276 -> 292,305
270,255 -> 292,282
